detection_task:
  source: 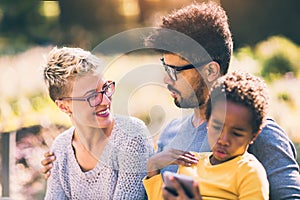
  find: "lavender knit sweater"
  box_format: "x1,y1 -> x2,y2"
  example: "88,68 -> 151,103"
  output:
44,115 -> 154,200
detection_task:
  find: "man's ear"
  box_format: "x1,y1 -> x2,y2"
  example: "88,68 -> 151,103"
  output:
55,100 -> 71,115
205,61 -> 221,83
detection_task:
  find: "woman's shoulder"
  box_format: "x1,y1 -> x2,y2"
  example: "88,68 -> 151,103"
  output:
51,126 -> 74,151
114,114 -> 149,136
114,114 -> 146,128
112,115 -> 153,152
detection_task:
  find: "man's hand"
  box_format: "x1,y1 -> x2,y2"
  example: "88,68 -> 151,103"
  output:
147,149 -> 199,178
162,175 -> 202,200
40,151 -> 56,179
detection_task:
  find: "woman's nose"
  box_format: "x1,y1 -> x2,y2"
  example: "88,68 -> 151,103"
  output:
101,93 -> 111,105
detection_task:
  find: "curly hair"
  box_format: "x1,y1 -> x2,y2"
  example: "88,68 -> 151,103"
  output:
145,1 -> 233,75
42,47 -> 102,101
205,71 -> 269,133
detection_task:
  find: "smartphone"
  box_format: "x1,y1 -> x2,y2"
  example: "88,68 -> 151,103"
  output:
163,171 -> 195,198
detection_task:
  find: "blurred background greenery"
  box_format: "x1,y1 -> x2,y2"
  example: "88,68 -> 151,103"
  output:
0,0 -> 300,199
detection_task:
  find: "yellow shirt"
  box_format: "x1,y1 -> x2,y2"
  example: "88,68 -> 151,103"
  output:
143,152 -> 269,200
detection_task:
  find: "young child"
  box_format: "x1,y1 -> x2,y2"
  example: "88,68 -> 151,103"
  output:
143,71 -> 269,199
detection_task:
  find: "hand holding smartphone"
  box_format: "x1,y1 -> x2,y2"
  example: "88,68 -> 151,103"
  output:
163,171 -> 195,198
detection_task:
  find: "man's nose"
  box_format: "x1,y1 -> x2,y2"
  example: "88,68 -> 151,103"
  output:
163,72 -> 174,85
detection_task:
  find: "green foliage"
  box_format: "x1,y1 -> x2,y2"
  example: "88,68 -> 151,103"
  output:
221,0 -> 300,47
0,37 -> 33,55
277,92 -> 292,102
8,98 -> 21,116
294,142 -> 300,166
277,91 -> 295,109
261,54 -> 293,81
28,92 -> 51,111
255,36 -> 300,81
0,92 -> 69,132
0,0 -> 60,55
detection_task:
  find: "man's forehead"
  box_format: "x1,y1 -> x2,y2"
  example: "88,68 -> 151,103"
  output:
163,53 -> 190,62
163,53 -> 209,66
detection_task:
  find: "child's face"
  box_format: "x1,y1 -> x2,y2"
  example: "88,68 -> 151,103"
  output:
207,100 -> 257,165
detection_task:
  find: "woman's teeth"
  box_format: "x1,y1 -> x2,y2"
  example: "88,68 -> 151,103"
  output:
98,109 -> 108,115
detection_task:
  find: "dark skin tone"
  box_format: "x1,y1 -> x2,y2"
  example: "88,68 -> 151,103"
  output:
41,151 -> 55,179
147,149 -> 199,178
161,100 -> 259,199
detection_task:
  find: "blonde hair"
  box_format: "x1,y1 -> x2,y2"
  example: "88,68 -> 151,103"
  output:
42,47 -> 102,101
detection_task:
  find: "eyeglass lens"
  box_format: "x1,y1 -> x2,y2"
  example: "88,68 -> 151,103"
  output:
164,65 -> 177,81
88,82 -> 115,107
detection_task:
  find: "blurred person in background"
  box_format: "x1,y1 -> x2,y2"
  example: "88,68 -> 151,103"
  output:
42,46 -> 153,199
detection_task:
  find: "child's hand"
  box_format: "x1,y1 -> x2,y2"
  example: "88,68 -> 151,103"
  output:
147,149 -> 199,178
162,175 -> 202,200
40,151 -> 56,179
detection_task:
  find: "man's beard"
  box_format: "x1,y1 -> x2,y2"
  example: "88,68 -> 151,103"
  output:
174,81 -> 208,109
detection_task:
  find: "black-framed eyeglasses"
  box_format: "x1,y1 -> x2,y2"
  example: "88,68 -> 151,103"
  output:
161,58 -> 210,81
59,81 -> 115,107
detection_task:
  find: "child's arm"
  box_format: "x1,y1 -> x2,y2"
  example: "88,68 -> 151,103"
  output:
146,149 -> 199,178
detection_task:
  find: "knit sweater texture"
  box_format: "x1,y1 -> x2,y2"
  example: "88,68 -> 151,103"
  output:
44,115 -> 154,200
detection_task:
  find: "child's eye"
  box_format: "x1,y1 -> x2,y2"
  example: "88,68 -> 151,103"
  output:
232,132 -> 243,137
212,125 -> 221,131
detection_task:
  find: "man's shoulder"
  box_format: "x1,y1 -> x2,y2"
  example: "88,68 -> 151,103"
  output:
156,114 -> 196,152
249,117 -> 297,159
257,118 -> 289,142
161,114 -> 193,135
261,118 -> 285,133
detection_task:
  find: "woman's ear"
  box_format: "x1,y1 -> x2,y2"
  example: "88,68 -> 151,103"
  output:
55,100 -> 72,116
205,61 -> 221,83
